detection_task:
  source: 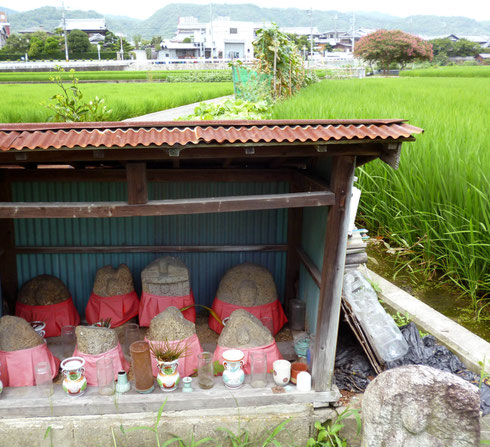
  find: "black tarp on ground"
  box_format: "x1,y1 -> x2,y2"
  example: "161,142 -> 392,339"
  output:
334,322 -> 489,415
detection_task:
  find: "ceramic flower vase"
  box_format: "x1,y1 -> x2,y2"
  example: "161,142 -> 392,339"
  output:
116,370 -> 131,394
157,359 -> 180,392
61,357 -> 88,397
222,349 -> 245,389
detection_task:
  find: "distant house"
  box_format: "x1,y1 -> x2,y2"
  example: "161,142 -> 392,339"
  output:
0,11 -> 10,49
60,18 -> 107,38
18,26 -> 53,35
89,33 -> 106,44
475,53 -> 490,65
162,16 -> 267,60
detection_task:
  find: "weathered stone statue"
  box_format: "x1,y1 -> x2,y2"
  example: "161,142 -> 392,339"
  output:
75,326 -> 118,355
361,365 -> 480,447
148,306 -> 195,341
92,264 -> 134,297
18,274 -> 70,305
0,316 -> 43,351
218,309 -> 273,349
141,257 -> 190,296
217,263 -> 277,306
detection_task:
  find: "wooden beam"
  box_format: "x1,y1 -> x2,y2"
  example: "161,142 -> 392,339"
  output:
0,144 -> 383,164
4,169 -> 294,184
0,173 -> 18,314
285,180 -> 303,306
0,190 -> 335,219
312,156 -> 356,392
293,171 -> 331,192
126,162 -> 148,204
15,244 -> 288,254
297,247 -> 321,288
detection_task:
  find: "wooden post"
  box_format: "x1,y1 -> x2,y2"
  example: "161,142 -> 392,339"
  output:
285,180 -> 303,307
0,172 -> 18,314
312,156 -> 356,392
126,162 -> 148,204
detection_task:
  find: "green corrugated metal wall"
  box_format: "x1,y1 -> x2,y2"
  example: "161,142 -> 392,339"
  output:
298,159 -> 332,334
13,181 -> 288,317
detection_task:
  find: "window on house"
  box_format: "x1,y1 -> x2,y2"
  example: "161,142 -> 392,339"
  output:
230,28 -> 237,34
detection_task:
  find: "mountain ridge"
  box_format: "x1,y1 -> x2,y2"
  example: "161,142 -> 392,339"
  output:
1,3 -> 489,40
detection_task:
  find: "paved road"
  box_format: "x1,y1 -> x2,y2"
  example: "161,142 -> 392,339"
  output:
124,95 -> 233,122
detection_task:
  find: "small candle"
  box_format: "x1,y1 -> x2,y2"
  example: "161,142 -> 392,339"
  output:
296,371 -> 311,392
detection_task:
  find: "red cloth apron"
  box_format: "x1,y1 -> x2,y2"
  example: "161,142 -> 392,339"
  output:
145,333 -> 203,378
139,291 -> 196,327
15,297 -> 81,337
208,297 -> 288,335
85,291 -> 140,328
213,341 -> 282,375
72,342 -> 129,386
0,342 -> 60,387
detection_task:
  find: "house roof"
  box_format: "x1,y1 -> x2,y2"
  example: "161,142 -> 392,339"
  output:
63,18 -> 106,32
0,120 -> 423,152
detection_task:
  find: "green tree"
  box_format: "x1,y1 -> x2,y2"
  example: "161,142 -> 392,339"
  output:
0,33 -> 30,53
453,38 -> 481,56
355,29 -> 433,72
28,35 -> 45,58
133,34 -> 143,50
67,29 -> 90,53
182,37 -> 192,43
151,36 -> 162,48
44,36 -> 62,53
429,38 -> 454,57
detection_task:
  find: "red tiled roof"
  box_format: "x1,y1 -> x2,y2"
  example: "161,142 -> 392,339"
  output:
0,119 -> 423,152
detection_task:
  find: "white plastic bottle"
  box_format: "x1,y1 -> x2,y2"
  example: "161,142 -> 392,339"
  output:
343,270 -> 409,362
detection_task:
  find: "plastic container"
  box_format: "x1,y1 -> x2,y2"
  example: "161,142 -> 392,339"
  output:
289,299 -> 306,331
343,270 -> 408,362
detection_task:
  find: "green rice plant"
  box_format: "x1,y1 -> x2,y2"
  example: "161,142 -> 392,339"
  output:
400,66 -> 490,77
0,69 -> 232,83
271,77 -> 490,318
0,82 -> 234,122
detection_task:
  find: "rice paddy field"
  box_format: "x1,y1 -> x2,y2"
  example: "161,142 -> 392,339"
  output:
0,69 -> 232,83
400,66 -> 490,77
272,76 -> 490,318
0,82 -> 234,122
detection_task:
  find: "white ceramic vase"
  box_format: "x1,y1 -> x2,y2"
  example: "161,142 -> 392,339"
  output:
222,349 -> 245,389
157,359 -> 180,392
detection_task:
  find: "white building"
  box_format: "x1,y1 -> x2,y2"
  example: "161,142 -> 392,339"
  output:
0,11 -> 10,49
59,18 -> 107,38
160,16 -> 270,60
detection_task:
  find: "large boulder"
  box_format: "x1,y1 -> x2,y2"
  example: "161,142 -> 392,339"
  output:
141,257 -> 190,296
218,309 -> 273,349
75,326 -> 118,355
0,316 -> 43,351
361,364 -> 480,447
92,264 -> 134,297
18,274 -> 70,305
217,263 -> 277,306
148,306 -> 195,341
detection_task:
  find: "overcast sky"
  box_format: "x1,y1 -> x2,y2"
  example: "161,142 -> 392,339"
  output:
4,0 -> 490,21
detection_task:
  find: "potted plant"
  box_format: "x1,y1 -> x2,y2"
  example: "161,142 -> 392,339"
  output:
149,339 -> 190,392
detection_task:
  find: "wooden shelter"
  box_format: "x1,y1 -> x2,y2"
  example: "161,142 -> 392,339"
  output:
0,119 -> 423,397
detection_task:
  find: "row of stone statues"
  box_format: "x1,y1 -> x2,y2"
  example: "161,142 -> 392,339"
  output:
17,257 -> 278,307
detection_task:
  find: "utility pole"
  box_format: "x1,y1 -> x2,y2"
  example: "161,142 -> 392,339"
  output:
62,1 -> 69,61
209,3 -> 214,61
334,14 -> 338,40
308,8 -> 313,58
351,12 -> 356,53
119,34 -> 124,59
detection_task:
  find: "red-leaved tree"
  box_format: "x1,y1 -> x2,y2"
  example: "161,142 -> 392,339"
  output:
355,30 -> 433,73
